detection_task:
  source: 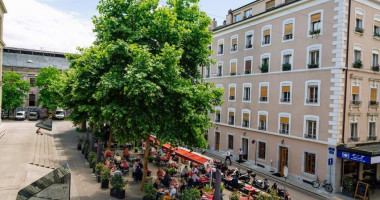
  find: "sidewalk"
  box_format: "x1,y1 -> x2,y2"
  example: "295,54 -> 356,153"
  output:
204,149 -> 354,200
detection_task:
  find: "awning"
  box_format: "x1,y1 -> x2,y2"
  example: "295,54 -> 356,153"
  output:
337,144 -> 380,164
162,143 -> 172,151
175,148 -> 210,165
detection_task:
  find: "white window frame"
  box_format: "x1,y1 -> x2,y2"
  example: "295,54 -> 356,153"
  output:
372,50 -> 379,67
368,116 -> 377,138
229,59 -> 238,76
279,81 -> 292,105
256,140 -> 267,162
257,111 -> 268,131
278,112 -> 291,135
304,80 -> 321,106
226,132 -> 235,151
303,115 -> 319,140
355,8 -> 365,30
227,108 -> 236,126
217,39 -> 224,56
261,25 -> 272,47
259,82 -> 270,104
369,82 -> 378,102
241,109 -> 251,128
216,61 -> 223,77
228,83 -> 236,102
351,80 -> 361,102
302,150 -> 318,178
349,116 -> 359,140
260,53 -> 271,73
244,9 -> 253,19
282,18 -> 295,42
234,13 -> 242,23
230,35 -> 238,53
374,15 -> 380,36
245,30 -> 254,50
242,83 -> 252,103
307,9 -> 324,38
244,56 -> 253,75
353,45 -> 362,62
281,49 -> 294,71
215,107 -> 221,123
306,44 -> 322,69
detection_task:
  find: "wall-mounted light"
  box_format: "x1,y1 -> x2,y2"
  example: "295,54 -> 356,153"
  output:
215,126 -> 219,130
243,132 -> 246,136
281,139 -> 285,145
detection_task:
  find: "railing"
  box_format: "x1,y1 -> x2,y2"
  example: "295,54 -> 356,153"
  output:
229,96 -> 235,100
309,29 -> 321,36
304,133 -> 316,139
283,34 -> 293,40
350,100 -> 362,106
308,63 -> 319,69
280,98 -> 290,103
246,44 -> 253,49
368,136 -> 377,141
244,70 -> 251,74
306,99 -> 318,104
369,101 -> 379,106
228,121 -> 234,125
243,97 -> 250,101
258,126 -> 266,131
242,121 -> 249,128
218,50 -> 223,55
279,129 -> 289,135
260,97 -> 268,102
262,40 -> 270,45
355,27 -> 364,33
349,137 -> 360,142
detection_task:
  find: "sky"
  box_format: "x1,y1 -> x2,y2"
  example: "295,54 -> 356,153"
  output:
2,0 -> 253,53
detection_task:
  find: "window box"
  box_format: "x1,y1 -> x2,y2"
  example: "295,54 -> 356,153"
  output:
283,34 -> 293,40
370,101 -> 379,106
260,97 -> 268,102
282,63 -> 291,71
308,63 -> 319,69
304,134 -> 316,139
349,137 -> 360,142
372,65 -> 380,72
355,27 -> 364,33
368,136 -> 377,141
350,100 -> 361,106
279,129 -> 289,135
259,64 -> 269,73
258,126 -> 266,131
229,96 -> 235,100
353,60 -> 363,69
244,70 -> 251,75
309,29 -> 321,36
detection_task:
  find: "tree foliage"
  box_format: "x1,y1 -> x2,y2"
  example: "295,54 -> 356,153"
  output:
2,71 -> 30,112
36,66 -> 64,110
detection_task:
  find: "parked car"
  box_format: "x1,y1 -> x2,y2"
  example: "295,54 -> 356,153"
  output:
15,111 -> 26,120
54,109 -> 65,120
28,111 -> 38,121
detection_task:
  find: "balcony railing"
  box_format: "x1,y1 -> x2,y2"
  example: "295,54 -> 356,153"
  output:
258,126 -> 266,131
368,136 -> 377,141
349,137 -> 360,142
246,44 -> 253,49
217,72 -> 222,77
370,101 -> 379,106
308,63 -> 319,69
306,99 -> 318,104
260,97 -> 268,102
279,129 -> 289,135
280,98 -> 290,103
218,51 -> 223,55
231,46 -> 237,52
309,29 -> 321,36
228,121 -> 234,125
304,133 -> 316,139
229,96 -> 235,100
350,100 -> 362,106
242,121 -> 249,128
283,34 -> 293,40
214,118 -> 220,123
244,70 -> 251,74
355,27 -> 364,33
243,97 -> 250,101
230,72 -> 236,76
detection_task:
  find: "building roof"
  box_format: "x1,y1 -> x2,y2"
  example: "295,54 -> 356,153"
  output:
232,0 -> 261,13
2,47 -> 70,70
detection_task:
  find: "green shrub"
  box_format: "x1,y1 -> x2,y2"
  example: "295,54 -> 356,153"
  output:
343,176 -> 354,192
182,187 -> 201,200
110,175 -> 127,190
229,191 -> 240,200
95,163 -> 105,174
168,167 -> 176,175
100,168 -> 111,181
148,155 -> 154,161
259,63 -> 269,73
353,59 -> 362,69
203,185 -> 211,193
133,147 -> 139,152
143,183 -> 157,198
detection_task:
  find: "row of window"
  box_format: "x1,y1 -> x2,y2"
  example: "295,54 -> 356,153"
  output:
350,80 -> 380,107
354,8 -> 380,38
222,132 -> 317,176
353,47 -> 380,71
349,115 -> 378,142
218,80 -> 321,106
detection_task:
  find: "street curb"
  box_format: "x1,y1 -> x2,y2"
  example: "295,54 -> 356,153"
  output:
205,151 -> 331,200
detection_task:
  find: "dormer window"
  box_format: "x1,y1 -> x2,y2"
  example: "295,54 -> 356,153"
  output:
244,9 -> 252,19
234,14 -> 241,22
266,0 -> 275,10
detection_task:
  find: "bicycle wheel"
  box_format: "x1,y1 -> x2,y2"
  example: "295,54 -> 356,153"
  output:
312,181 -> 320,188
325,184 -> 333,193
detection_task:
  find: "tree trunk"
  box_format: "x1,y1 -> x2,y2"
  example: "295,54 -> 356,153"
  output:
140,136 -> 151,192
108,128 -> 112,146
96,142 -> 104,164
80,120 -> 87,132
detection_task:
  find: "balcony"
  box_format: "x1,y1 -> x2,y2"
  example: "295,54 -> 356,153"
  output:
349,137 -> 360,142
279,129 -> 289,135
244,70 -> 251,74
243,97 -> 250,101
304,133 -> 316,139
246,44 -> 253,49
258,126 -> 266,131
308,63 -> 319,69
260,97 -> 268,102
228,121 -> 234,125
306,99 -> 318,104
242,121 -> 249,128
370,101 -> 379,106
283,34 -> 293,40
229,96 -> 235,100
280,98 -> 290,103
355,27 -> 364,34
368,136 -> 377,141
350,100 -> 362,106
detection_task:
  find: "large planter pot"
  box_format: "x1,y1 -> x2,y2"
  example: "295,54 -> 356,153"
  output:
342,189 -> 354,197
92,166 -> 96,173
110,188 -> 125,199
77,143 -> 82,150
81,148 -> 84,154
101,180 -> 109,189
97,175 -> 101,183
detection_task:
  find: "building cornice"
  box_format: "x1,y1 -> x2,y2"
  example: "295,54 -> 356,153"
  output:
0,0 -> 7,14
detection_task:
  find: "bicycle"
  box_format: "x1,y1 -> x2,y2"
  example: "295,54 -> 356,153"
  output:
312,177 -> 333,193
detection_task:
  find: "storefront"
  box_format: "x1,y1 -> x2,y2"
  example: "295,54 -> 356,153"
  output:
337,144 -> 380,197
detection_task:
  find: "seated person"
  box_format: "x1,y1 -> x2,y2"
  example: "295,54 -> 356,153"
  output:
105,148 -> 112,158
192,166 -> 198,174
123,149 -> 130,159
136,155 -> 141,163
230,176 -> 239,188
113,168 -> 123,177
114,153 -> 122,164
153,179 -> 162,199
110,164 -> 118,175
171,178 -> 178,187
134,166 -> 143,181
157,167 -> 164,180
163,184 -> 176,200
121,159 -> 129,168
181,166 -> 188,178
162,171 -> 172,187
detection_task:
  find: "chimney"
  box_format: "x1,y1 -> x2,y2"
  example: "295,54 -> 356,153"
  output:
226,9 -> 233,25
211,18 -> 217,30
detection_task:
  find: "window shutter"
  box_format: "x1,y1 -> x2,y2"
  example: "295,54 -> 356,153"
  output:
280,117 -> 289,124
230,87 -> 235,97
232,38 -> 237,45
260,115 -> 266,121
284,23 -> 293,35
260,86 -> 268,97
282,86 -> 290,92
218,41 -> 223,46
229,111 -> 234,117
245,60 -> 252,71
243,113 -> 249,120
375,20 -> 380,27
263,29 -> 270,36
216,110 -> 220,115
266,0 -> 275,10
231,62 -> 236,73
371,88 -> 377,101
352,86 -> 359,95
356,14 -> 363,20
311,13 -> 321,22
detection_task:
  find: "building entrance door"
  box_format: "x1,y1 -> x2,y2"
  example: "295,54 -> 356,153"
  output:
215,132 -> 220,151
279,147 -> 288,176
242,138 -> 248,160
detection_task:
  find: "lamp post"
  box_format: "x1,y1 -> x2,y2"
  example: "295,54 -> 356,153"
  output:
252,139 -> 257,165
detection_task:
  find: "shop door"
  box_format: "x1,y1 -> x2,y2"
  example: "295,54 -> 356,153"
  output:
215,132 -> 220,151
279,147 -> 288,176
242,138 -> 248,160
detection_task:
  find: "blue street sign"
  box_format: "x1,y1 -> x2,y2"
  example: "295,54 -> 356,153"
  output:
337,151 -> 371,164
328,158 -> 333,165
329,147 -> 335,155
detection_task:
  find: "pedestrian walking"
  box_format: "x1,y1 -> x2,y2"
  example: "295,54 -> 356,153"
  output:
225,150 -> 232,165
239,148 -> 243,163
36,128 -> 43,135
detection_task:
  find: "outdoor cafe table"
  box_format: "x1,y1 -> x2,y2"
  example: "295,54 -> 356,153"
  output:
242,185 -> 256,194
201,195 -> 213,200
199,177 -> 209,183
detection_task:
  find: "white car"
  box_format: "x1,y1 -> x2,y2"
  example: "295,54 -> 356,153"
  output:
15,111 -> 26,120
54,110 -> 65,120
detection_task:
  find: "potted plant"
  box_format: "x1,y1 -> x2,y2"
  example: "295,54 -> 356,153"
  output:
308,63 -> 319,69
220,184 -> 225,192
229,191 -> 240,200
88,152 -> 97,168
110,175 -> 127,199
95,163 -> 105,183
372,64 -> 380,72
182,187 -> 201,200
83,143 -> 89,159
148,155 -> 154,163
100,168 -> 111,189
168,167 -> 176,175
353,59 -> 363,69
259,63 -> 269,73
77,138 -> 84,150
309,29 -> 321,37
143,183 -> 157,200
342,176 -> 355,197
133,147 -> 139,153
282,63 -> 291,71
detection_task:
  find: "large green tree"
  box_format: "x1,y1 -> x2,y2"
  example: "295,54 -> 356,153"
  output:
2,71 -> 30,116
36,66 -> 64,111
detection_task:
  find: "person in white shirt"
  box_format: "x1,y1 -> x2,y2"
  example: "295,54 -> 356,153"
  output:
163,184 -> 177,200
225,150 -> 232,165
239,148 -> 243,162
181,166 -> 188,176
